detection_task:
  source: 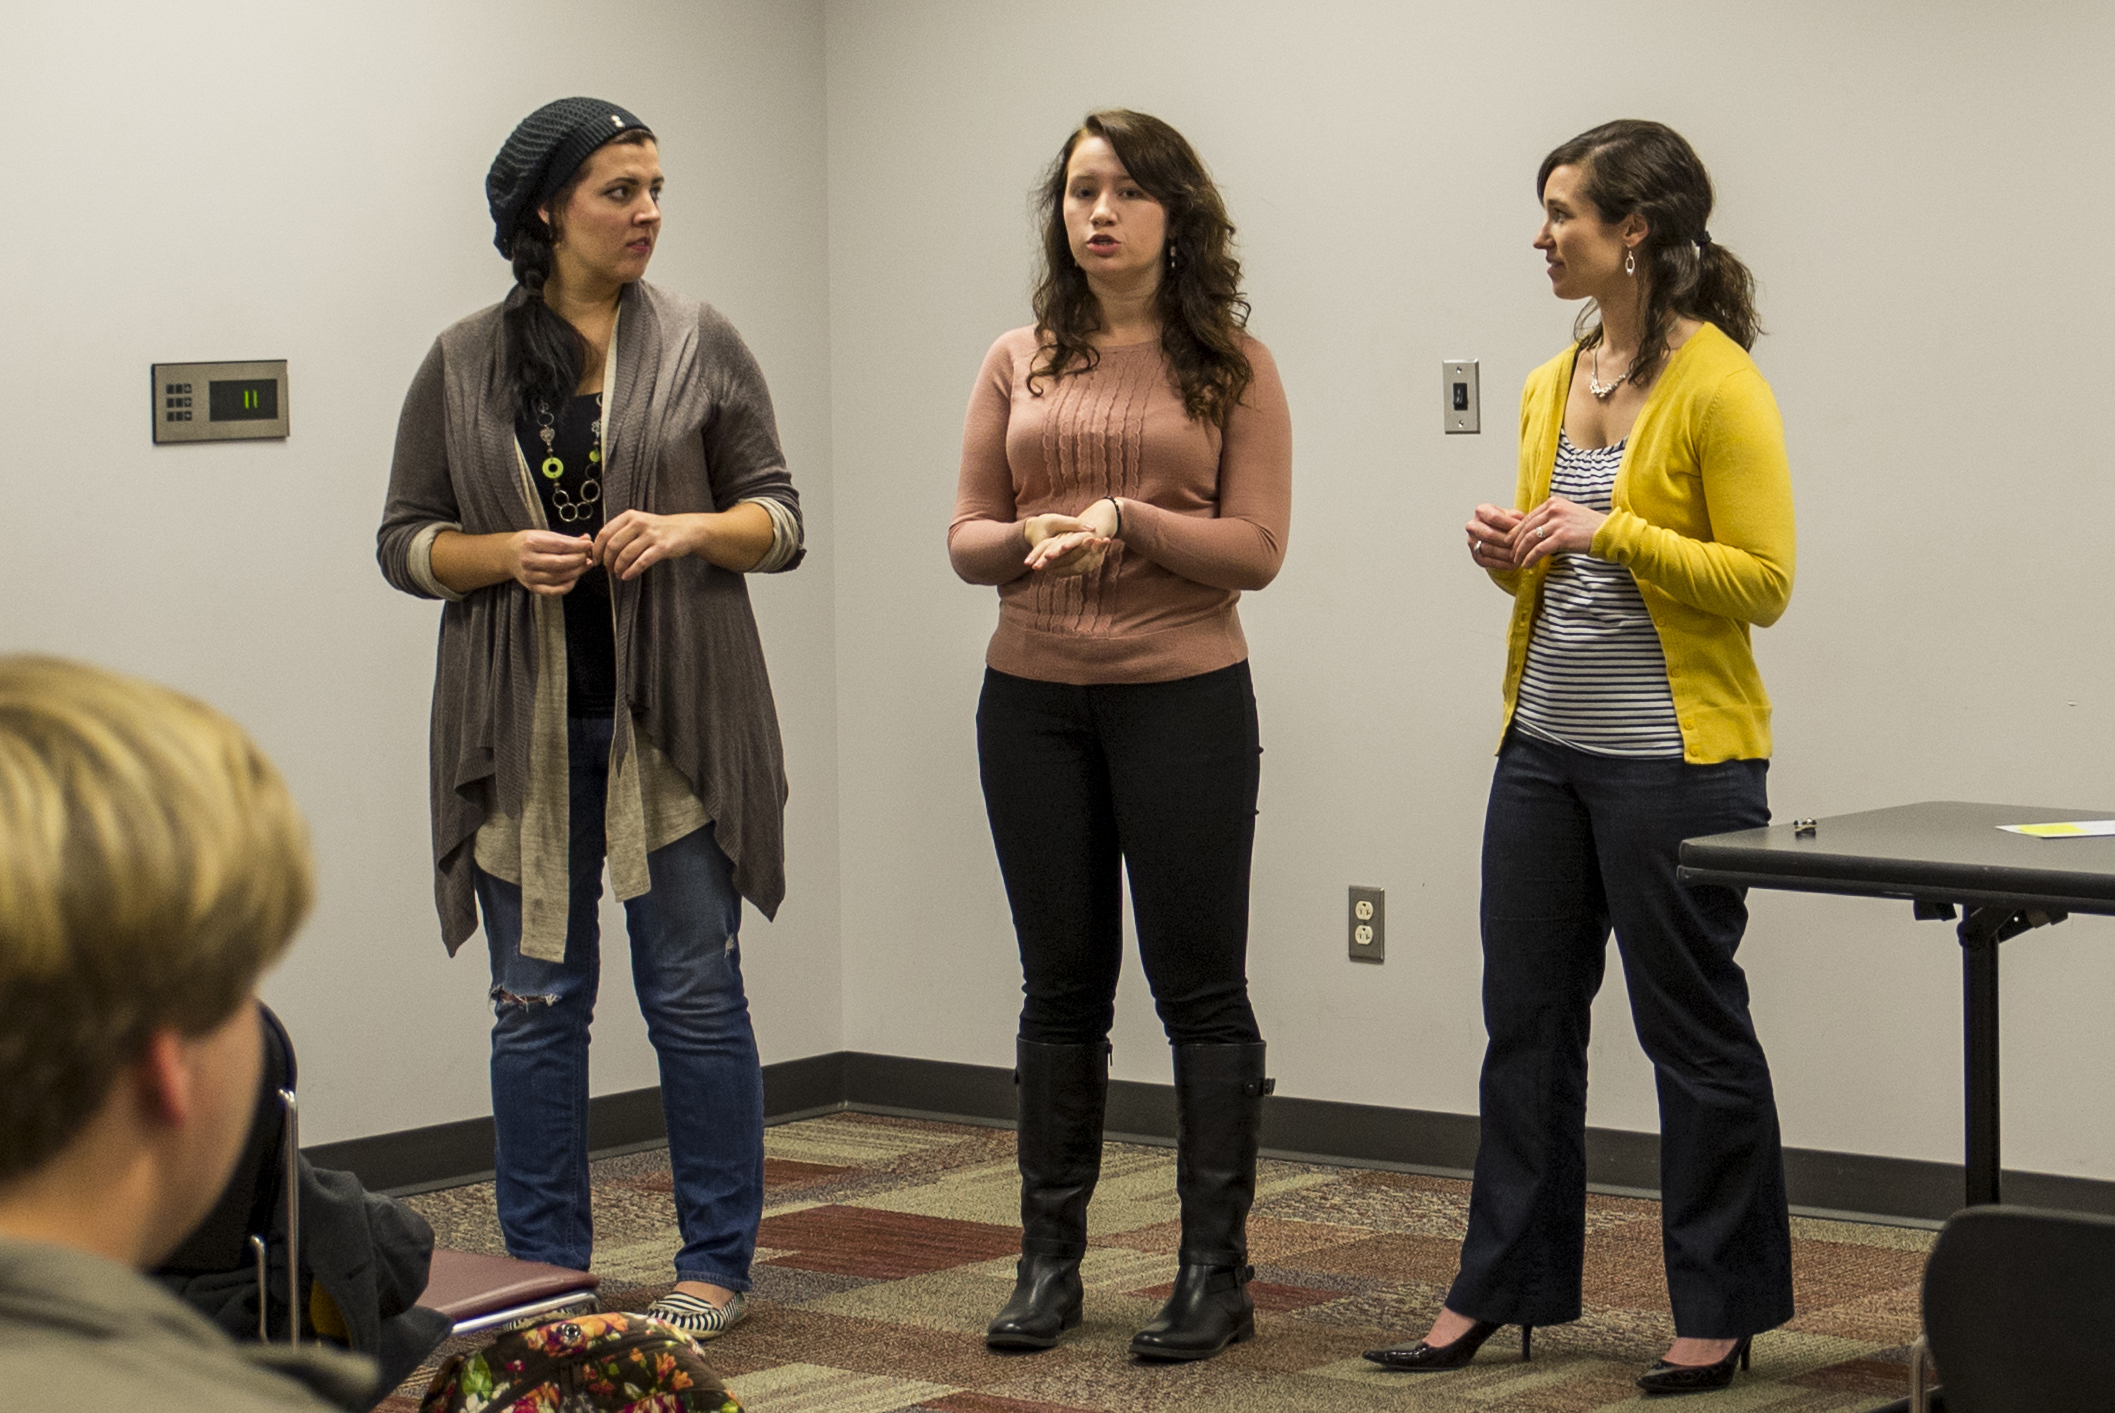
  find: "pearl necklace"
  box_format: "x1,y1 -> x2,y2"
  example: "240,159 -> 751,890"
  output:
1588,343 -> 1636,401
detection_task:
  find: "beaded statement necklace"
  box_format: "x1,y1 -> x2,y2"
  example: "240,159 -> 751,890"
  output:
534,393 -> 604,525
1587,343 -> 1636,401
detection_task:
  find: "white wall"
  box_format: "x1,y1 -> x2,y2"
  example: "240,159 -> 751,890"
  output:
823,1 -> 2115,1178
7,0 -> 2113,1183
0,0 -> 842,1146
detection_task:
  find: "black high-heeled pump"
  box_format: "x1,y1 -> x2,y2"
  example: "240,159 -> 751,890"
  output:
1635,1334 -> 1752,1396
1363,1319 -> 1533,1371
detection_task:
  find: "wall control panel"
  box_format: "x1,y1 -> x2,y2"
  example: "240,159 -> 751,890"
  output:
152,360 -> 289,443
1442,358 -> 1480,434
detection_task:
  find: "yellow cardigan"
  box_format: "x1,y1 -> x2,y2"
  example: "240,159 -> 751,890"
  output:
1489,323 -> 1794,763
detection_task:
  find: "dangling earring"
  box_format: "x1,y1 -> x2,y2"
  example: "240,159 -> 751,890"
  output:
1624,248 -> 1636,277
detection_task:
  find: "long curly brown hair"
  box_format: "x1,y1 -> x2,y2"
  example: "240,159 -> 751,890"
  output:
1029,109 -> 1252,425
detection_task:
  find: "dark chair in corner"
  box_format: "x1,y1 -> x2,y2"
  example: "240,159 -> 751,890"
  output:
155,1002 -> 453,1401
1911,1204 -> 2115,1413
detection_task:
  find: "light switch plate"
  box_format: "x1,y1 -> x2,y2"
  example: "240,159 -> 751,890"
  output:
153,360 -> 289,443
1443,359 -> 1479,434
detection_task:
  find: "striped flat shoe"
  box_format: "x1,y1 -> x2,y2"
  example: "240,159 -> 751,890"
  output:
645,1290 -> 748,1341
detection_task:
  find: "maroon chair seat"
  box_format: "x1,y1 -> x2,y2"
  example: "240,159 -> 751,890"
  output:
421,1249 -> 600,1335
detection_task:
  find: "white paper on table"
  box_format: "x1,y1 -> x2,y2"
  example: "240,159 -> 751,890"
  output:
1998,820 -> 2115,839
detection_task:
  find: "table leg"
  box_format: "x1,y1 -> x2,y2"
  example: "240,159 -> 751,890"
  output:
1961,925 -> 2001,1206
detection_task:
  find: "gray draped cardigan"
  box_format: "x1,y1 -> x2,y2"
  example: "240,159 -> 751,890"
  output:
377,280 -> 803,957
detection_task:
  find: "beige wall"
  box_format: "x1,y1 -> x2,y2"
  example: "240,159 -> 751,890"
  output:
822,0 -> 2115,1177
0,0 -> 842,1145
7,0 -> 2114,1181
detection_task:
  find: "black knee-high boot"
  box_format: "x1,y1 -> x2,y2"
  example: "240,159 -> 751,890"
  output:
986,1038 -> 1110,1350
1130,1041 -> 1271,1361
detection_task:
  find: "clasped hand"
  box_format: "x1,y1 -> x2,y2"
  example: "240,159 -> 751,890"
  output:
510,511 -> 698,595
1464,497 -> 1606,571
1022,501 -> 1120,579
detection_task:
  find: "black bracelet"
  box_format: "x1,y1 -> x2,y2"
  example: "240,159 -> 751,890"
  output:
1104,496 -> 1123,538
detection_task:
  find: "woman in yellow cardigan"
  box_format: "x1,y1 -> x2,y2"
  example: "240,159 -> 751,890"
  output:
1368,120 -> 1795,1397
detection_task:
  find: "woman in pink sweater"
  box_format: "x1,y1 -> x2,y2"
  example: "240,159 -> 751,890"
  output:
950,109 -> 1293,1363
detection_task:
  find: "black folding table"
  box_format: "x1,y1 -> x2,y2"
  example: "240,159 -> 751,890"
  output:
1678,801 -> 2115,1208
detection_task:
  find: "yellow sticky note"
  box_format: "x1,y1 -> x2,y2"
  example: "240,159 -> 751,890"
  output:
2000,820 -> 2115,839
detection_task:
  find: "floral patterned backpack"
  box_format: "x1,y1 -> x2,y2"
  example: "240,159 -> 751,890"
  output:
419,1311 -> 742,1413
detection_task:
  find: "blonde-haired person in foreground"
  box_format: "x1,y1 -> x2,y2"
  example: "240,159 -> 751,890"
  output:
0,657 -> 374,1410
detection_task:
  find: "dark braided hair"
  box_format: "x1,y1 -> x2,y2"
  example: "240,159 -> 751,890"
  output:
1030,110 -> 1252,425
502,128 -> 654,423
1538,120 -> 1761,386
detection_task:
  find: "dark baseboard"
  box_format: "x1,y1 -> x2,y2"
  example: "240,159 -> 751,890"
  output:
307,1049 -> 2115,1225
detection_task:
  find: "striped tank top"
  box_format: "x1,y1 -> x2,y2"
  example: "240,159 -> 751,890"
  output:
1512,432 -> 1684,758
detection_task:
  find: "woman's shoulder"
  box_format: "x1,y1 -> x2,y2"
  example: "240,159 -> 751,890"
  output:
988,324 -> 1041,361
1664,323 -> 1773,408
970,326 -> 1042,383
1232,328 -> 1278,370
1674,321 -> 1760,377
1525,343 -> 1579,395
434,299 -> 508,355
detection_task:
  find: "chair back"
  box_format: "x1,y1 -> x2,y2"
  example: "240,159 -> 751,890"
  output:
157,1002 -> 296,1273
1922,1204 -> 2115,1412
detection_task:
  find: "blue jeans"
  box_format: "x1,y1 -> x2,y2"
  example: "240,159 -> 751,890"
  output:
475,715 -> 764,1290
1447,731 -> 1793,1338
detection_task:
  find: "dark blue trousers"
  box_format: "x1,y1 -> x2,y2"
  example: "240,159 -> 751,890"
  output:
1446,732 -> 1794,1338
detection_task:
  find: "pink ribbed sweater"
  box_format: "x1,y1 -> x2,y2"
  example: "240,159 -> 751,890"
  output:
949,327 -> 1292,685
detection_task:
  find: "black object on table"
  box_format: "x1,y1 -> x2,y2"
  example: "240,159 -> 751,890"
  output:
1678,801 -> 2115,1209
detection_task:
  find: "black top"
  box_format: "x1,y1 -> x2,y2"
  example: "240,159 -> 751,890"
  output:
1678,801 -> 2115,915
516,392 -> 617,718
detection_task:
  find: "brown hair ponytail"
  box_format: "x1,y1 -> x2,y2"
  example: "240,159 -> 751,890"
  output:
1538,119 -> 1761,383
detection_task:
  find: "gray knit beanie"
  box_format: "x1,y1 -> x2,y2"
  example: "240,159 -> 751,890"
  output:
487,97 -> 653,256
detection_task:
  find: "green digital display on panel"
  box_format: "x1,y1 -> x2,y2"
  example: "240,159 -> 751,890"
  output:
209,379 -> 279,422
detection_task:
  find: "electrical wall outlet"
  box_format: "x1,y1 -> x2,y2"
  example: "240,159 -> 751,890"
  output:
1349,885 -> 1385,963
1442,359 -> 1480,434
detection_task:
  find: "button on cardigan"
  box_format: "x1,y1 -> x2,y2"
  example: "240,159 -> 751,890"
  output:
378,280 -> 804,959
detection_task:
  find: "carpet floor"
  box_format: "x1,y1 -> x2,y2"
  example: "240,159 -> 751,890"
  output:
386,1112 -> 1925,1412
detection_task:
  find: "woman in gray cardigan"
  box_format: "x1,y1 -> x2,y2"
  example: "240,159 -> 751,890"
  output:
377,97 -> 803,1339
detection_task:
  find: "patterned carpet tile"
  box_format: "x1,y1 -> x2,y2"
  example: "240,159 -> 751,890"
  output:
394,1114 -> 1924,1413
726,1361 -> 956,1413
919,1393 -> 1104,1413
1294,1229 -> 1476,1285
1786,1283 -> 1926,1344
733,1305 -> 1106,1392
1282,1278 -> 1455,1332
760,1204 -> 1025,1279
1790,1237 -> 1932,1307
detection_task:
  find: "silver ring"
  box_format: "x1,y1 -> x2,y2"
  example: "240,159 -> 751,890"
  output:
1537,526 -> 1549,539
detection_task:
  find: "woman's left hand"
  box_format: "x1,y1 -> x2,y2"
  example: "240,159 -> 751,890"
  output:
593,510 -> 702,580
1025,529 -> 1111,577
1511,496 -> 1607,569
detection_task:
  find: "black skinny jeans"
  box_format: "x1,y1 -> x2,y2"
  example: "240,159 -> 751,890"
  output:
977,662 -> 1264,1048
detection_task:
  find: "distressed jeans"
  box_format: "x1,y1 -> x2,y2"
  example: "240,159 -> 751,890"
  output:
475,715 -> 764,1291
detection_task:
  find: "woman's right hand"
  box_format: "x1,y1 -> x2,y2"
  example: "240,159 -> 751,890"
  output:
1023,513 -> 1110,579
511,529 -> 595,595
1465,503 -> 1524,571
